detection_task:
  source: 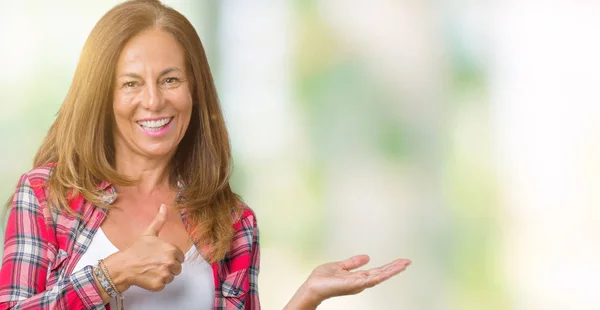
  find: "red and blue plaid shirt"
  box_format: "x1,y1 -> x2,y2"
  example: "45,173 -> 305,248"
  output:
0,165 -> 260,309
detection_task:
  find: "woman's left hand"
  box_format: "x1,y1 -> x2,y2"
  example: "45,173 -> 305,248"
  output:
285,255 -> 411,309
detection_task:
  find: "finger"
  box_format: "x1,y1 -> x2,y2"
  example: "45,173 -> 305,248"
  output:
365,258 -> 411,276
370,260 -> 408,277
164,273 -> 175,284
169,261 -> 183,276
364,259 -> 411,286
149,279 -> 166,292
338,255 -> 370,271
393,258 -> 412,267
173,247 -> 185,264
144,204 -> 168,236
381,259 -> 411,277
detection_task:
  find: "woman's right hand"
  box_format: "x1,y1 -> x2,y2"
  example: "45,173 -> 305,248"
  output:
101,204 -> 185,294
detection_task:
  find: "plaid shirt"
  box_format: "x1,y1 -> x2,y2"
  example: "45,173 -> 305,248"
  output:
0,165 -> 260,310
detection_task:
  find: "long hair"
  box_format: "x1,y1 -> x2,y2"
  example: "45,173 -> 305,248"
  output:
32,0 -> 240,263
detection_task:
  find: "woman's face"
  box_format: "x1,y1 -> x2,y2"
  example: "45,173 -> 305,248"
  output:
112,28 -> 193,161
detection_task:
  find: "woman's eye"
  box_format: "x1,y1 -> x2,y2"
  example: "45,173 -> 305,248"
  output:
122,81 -> 138,88
162,77 -> 183,88
164,77 -> 179,84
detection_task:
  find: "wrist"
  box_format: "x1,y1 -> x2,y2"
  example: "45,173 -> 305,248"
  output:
102,252 -> 131,293
285,281 -> 322,310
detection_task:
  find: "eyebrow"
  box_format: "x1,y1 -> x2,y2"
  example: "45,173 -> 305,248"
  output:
118,67 -> 182,79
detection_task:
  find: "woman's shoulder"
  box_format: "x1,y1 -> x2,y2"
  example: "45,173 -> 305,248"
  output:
19,163 -> 56,187
11,163 -> 57,208
232,200 -> 258,231
236,200 -> 257,221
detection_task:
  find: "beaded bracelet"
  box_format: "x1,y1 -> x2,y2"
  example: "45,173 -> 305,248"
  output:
93,260 -> 120,298
99,260 -> 121,295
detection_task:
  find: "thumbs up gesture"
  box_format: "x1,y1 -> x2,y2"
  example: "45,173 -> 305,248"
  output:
144,204 -> 171,236
102,205 -> 186,293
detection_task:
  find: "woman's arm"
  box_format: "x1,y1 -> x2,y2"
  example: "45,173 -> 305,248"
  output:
0,174 -> 105,310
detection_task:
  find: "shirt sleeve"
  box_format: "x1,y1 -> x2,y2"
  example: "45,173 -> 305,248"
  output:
0,173 -> 105,310
245,212 -> 260,310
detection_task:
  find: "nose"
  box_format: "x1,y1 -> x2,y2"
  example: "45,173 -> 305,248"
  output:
141,83 -> 165,111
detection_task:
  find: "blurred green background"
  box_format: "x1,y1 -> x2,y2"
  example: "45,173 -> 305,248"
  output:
2,1 -> 600,309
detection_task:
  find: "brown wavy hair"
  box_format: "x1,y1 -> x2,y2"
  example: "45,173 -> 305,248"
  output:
32,0 -> 240,263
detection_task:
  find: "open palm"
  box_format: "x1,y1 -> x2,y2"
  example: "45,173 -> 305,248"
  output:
305,255 -> 411,302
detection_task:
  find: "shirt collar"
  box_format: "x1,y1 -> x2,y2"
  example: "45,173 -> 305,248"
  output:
98,180 -> 184,205
99,181 -> 117,205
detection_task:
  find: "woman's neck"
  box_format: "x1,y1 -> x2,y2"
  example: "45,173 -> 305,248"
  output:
114,152 -> 174,196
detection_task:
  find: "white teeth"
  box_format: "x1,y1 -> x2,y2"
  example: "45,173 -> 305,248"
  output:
138,118 -> 171,129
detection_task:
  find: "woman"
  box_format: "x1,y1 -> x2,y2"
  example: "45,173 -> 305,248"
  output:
0,0 -> 410,309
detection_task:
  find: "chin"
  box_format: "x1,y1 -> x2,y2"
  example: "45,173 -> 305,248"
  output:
138,145 -> 178,159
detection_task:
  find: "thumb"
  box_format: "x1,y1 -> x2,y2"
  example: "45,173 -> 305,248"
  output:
144,204 -> 168,236
338,255 -> 370,271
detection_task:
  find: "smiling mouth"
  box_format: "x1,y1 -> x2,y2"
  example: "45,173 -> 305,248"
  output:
136,117 -> 173,131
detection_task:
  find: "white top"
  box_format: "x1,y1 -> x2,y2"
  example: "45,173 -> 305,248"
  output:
72,228 -> 214,310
